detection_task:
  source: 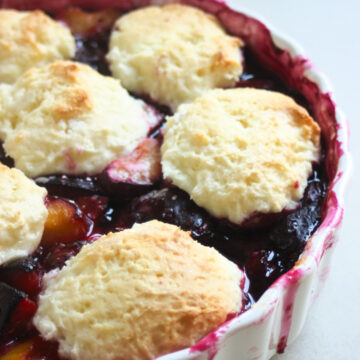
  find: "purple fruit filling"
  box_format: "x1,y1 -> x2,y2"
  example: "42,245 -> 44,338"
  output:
0,6 -> 328,360
73,32 -> 111,76
0,283 -> 26,335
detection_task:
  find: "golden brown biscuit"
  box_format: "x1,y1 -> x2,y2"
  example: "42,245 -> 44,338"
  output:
0,163 -> 47,265
161,88 -> 321,225
34,220 -> 243,360
0,61 -> 159,177
0,10 -> 75,83
107,4 -> 243,111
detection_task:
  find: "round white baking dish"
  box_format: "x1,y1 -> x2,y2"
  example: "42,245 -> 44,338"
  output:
0,0 -> 351,359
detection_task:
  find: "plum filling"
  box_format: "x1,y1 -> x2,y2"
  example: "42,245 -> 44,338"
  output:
0,8 -> 327,360
73,32 -> 111,76
99,138 -> 162,199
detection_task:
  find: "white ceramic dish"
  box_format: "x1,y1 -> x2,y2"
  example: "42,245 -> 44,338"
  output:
0,0 -> 351,359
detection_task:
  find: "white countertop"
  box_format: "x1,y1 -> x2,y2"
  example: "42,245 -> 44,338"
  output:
227,1 -> 360,359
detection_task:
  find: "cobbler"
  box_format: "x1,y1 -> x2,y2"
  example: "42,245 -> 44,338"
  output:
0,4 -> 328,360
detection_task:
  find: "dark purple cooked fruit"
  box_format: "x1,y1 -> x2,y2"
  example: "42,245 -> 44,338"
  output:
41,241 -> 89,271
100,138 -> 162,200
73,33 -> 111,76
239,209 -> 296,229
244,250 -> 281,299
76,195 -> 109,222
35,175 -> 101,195
0,282 -> 25,335
269,169 -> 326,252
0,257 -> 36,274
0,142 -> 14,168
127,187 -> 215,241
2,297 -> 37,342
0,258 -> 42,299
236,73 -> 276,90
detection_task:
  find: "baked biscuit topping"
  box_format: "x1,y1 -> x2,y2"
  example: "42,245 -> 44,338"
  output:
161,88 -> 321,225
107,4 -> 243,111
0,10 -> 75,83
0,163 -> 48,265
34,220 -> 243,360
0,60 -> 159,177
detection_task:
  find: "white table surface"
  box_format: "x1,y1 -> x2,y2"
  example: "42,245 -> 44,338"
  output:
226,1 -> 360,359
